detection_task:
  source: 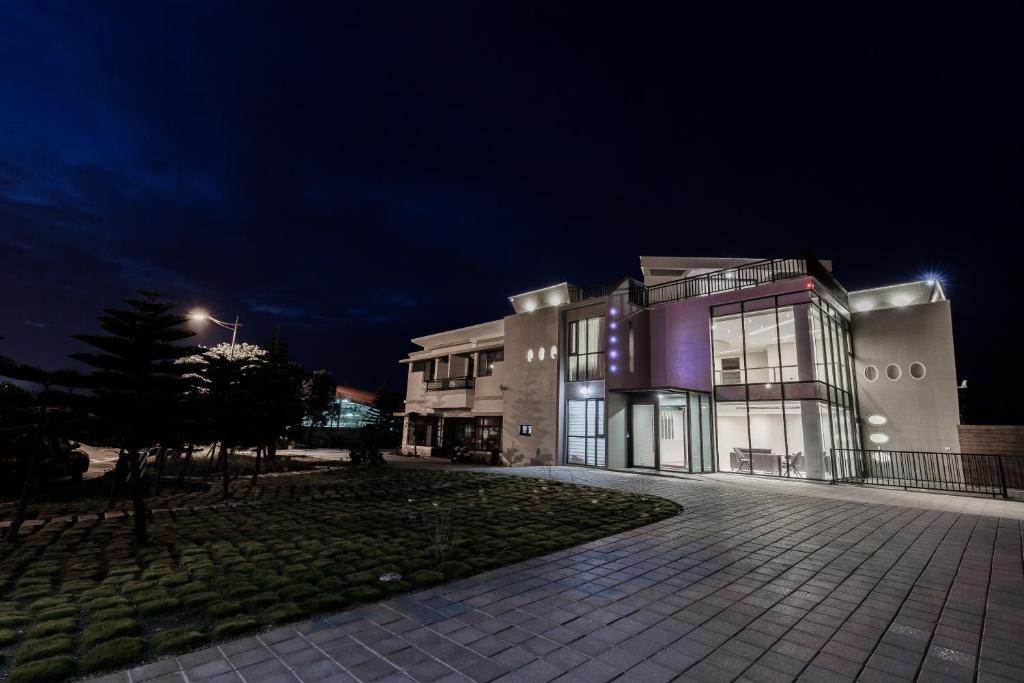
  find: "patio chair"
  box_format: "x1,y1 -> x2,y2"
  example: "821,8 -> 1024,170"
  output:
731,447 -> 752,473
783,451 -> 804,478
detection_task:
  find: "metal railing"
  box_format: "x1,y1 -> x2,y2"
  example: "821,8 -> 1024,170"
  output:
425,376 -> 476,392
832,448 -> 1024,498
631,258 -> 849,310
567,280 -> 625,302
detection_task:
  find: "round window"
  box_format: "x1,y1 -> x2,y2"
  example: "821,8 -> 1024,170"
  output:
867,414 -> 888,426
526,349 -> 534,363
886,363 -> 902,381
538,347 -> 545,361
909,361 -> 926,380
869,433 -> 890,445
863,365 -> 879,382
550,345 -> 558,359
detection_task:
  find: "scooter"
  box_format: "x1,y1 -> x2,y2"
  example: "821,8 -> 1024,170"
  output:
449,444 -> 473,464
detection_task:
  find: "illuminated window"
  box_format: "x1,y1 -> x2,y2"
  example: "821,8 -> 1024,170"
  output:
869,433 -> 890,445
886,363 -> 901,381
567,316 -> 605,381
628,321 -> 635,373
538,346 -> 545,361
863,365 -> 878,382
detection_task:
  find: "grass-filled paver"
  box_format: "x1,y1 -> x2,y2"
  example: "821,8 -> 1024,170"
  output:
0,468 -> 676,680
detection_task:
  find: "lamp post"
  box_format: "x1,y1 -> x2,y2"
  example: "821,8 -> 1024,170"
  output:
189,310 -> 242,357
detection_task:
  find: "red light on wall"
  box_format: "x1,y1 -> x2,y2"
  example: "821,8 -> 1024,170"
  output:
805,281 -> 814,289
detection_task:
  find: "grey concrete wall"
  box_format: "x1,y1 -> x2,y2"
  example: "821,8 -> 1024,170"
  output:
852,300 -> 960,453
607,392 -> 627,469
501,306 -> 561,465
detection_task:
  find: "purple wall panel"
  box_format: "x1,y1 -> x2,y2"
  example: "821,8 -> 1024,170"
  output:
650,278 -> 814,392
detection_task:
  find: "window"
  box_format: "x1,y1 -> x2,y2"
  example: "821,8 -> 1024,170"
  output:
475,416 -> 502,451
567,398 -> 605,466
886,363 -> 901,381
519,424 -> 533,436
478,349 -> 504,377
863,365 -> 879,382
567,316 -> 605,381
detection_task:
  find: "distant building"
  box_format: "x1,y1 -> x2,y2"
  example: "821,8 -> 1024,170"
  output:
316,385 -> 380,429
399,256 -> 960,480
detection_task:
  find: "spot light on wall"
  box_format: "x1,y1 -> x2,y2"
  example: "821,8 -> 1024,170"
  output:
538,347 -> 545,361
526,349 -> 533,363
580,384 -> 590,396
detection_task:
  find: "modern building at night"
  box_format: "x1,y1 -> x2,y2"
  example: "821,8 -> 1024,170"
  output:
400,257 -> 960,480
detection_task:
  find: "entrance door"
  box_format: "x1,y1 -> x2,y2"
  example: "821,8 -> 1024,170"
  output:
632,403 -> 656,468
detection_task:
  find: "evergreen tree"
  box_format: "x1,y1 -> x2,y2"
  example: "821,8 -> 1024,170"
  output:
302,369 -> 337,443
251,332 -> 305,478
70,291 -> 196,545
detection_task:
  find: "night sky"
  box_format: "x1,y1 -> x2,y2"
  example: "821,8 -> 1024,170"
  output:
1,3 -> 1021,422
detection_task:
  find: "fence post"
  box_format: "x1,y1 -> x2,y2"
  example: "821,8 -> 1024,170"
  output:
996,455 -> 1009,499
830,448 -> 838,484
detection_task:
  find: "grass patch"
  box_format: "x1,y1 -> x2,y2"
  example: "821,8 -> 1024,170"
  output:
0,468 -> 677,678
81,618 -> 141,648
152,627 -> 207,655
80,637 -> 145,674
6,655 -> 75,683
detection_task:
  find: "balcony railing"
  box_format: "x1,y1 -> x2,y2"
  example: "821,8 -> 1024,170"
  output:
426,376 -> 476,392
630,258 -> 849,310
832,448 -> 1024,498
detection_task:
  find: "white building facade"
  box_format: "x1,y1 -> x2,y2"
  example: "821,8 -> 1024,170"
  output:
400,257 -> 960,480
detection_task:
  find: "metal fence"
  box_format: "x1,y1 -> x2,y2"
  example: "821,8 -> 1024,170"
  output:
425,376 -> 475,392
832,448 -> 1024,498
631,258 -> 850,310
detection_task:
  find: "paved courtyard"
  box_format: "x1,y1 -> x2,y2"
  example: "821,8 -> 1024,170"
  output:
92,466 -> 1024,683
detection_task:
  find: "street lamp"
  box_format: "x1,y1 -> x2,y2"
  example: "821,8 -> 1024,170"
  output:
189,309 -> 242,357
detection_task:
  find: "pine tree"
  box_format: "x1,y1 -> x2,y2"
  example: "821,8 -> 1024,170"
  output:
251,332 -> 305,480
70,291 -> 196,545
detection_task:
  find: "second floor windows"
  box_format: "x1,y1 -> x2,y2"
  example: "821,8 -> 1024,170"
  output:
478,349 -> 504,377
568,316 -> 605,381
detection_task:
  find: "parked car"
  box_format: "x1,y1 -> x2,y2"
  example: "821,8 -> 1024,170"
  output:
0,433 -> 90,486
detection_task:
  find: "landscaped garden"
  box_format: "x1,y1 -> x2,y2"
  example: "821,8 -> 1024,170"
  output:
0,467 -> 677,682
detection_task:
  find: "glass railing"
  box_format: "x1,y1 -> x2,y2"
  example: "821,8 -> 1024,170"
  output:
714,365 -> 800,385
425,376 -> 476,391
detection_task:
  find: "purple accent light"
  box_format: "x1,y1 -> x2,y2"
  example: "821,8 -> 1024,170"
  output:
609,335 -> 617,344
609,321 -> 617,329
609,307 -> 618,316
610,364 -> 618,372
609,349 -> 618,359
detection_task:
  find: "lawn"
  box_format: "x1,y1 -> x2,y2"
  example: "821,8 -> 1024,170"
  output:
0,468 -> 676,682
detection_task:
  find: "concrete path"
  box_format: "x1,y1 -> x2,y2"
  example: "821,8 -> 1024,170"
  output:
91,465 -> 1024,683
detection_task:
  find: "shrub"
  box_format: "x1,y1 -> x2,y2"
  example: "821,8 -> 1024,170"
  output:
81,618 -> 140,648
130,588 -> 168,604
182,591 -> 220,609
157,572 -> 190,587
138,598 -> 180,616
278,583 -> 317,602
28,598 -> 67,613
153,627 -> 208,655
211,615 -> 258,641
15,636 -> 74,664
261,602 -> 304,623
206,601 -> 244,620
345,586 -> 383,603
437,561 -> 473,580
25,619 -> 77,639
6,656 -> 76,683
35,605 -> 78,622
89,606 -> 135,622
80,637 -> 145,673
83,596 -> 129,614
242,593 -> 278,610
0,628 -> 16,646
0,613 -> 29,628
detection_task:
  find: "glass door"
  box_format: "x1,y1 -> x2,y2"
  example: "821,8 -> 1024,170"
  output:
631,403 -> 656,468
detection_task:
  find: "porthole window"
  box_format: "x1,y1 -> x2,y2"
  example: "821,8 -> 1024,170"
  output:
863,365 -> 879,382
867,414 -> 888,426
538,347 -> 546,361
550,345 -> 558,359
869,433 -> 890,445
526,349 -> 533,363
886,363 -> 901,381
909,361 -> 926,380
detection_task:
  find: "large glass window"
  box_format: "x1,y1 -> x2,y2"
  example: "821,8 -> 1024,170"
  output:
658,396 -> 688,468
568,398 -> 605,466
568,317 -> 605,381
711,291 -> 859,479
475,416 -> 502,452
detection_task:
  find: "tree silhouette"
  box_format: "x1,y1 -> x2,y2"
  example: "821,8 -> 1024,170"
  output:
302,369 -> 336,444
70,292 -> 196,545
251,333 -> 305,479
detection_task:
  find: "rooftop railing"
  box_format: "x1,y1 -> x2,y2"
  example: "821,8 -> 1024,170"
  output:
565,259 -> 849,310
637,258 -> 849,309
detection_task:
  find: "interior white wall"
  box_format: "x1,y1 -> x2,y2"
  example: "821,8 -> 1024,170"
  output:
659,409 -> 688,466
607,392 -> 627,469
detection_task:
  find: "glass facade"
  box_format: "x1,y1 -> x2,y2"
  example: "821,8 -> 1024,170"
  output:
567,398 -> 605,466
712,291 -> 858,479
567,317 -> 605,381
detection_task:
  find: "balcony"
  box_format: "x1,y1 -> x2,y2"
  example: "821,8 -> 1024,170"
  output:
631,258 -> 849,310
426,376 -> 476,391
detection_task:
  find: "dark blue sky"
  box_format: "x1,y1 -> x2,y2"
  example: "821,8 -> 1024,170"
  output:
1,2 -> 1021,421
